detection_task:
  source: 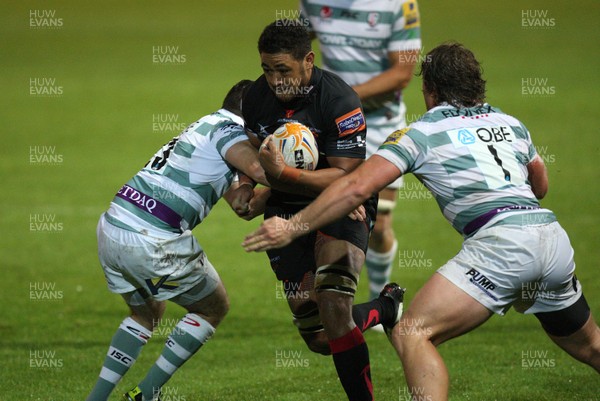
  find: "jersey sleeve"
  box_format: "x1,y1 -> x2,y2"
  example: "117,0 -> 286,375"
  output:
510,120 -> 537,165
375,127 -> 424,174
322,92 -> 367,158
389,0 -> 422,52
209,123 -> 248,159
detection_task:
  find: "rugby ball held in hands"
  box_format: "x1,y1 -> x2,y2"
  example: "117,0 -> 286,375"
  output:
271,122 -> 319,170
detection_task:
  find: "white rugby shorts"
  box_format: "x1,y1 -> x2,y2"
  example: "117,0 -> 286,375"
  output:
438,221 -> 582,315
96,213 -> 220,305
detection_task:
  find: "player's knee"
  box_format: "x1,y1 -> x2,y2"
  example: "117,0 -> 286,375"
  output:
207,293 -> 230,326
131,304 -> 164,331
213,296 -> 230,321
302,332 -> 331,355
392,312 -> 434,353
314,264 -> 359,299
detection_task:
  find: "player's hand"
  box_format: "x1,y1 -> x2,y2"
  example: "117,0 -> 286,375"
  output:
241,187 -> 270,221
258,135 -> 285,179
229,183 -> 254,218
242,216 -> 302,252
347,205 -> 366,222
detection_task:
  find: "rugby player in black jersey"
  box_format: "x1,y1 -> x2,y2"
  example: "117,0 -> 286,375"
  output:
241,20 -> 404,401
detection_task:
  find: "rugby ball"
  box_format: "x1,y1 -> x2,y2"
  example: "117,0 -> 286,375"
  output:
271,122 -> 319,170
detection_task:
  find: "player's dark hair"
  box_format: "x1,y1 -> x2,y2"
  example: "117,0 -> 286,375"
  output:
258,20 -> 312,60
222,79 -> 253,116
419,42 -> 486,108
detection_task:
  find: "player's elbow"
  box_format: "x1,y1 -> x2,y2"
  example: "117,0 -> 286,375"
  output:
527,156 -> 549,199
532,181 -> 548,200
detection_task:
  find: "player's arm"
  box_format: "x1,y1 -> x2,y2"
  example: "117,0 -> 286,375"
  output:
221,139 -> 270,219
243,155 -> 401,251
352,49 -> 419,100
527,154 -> 548,199
258,135 -> 362,196
224,140 -> 269,187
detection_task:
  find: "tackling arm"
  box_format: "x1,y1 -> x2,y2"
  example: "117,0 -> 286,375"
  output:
243,155 -> 401,251
224,140 -> 269,187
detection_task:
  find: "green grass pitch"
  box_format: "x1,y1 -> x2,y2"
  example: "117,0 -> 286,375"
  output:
1,1 -> 598,400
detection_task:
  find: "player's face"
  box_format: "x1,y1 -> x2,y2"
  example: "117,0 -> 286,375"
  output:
260,51 -> 314,103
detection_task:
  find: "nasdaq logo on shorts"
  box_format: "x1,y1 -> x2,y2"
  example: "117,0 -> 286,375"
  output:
465,268 -> 498,301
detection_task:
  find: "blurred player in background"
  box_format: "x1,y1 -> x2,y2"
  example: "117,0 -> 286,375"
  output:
300,0 -> 422,303
87,80 -> 269,401
242,20 -> 404,401
243,43 -> 600,400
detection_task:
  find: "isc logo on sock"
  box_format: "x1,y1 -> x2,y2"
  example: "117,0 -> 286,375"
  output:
109,346 -> 134,366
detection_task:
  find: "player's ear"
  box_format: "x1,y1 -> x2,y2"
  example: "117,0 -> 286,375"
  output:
304,51 -> 315,69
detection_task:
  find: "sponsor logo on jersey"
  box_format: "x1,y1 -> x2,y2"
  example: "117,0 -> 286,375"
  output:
335,108 -> 366,137
320,6 -> 333,19
457,129 -> 476,145
367,12 -> 380,27
340,10 -> 359,20
441,104 -> 493,118
450,126 -> 515,147
337,135 -> 365,150
403,0 -> 420,29
383,128 -> 409,146
319,33 -> 384,49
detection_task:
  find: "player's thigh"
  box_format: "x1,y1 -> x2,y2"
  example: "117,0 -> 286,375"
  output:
314,218 -> 369,272
391,273 -> 493,350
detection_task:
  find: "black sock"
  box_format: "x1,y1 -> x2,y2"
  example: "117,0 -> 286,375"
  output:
352,296 -> 395,331
329,327 -> 373,401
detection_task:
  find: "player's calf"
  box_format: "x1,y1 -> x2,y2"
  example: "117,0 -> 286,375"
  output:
314,263 -> 375,401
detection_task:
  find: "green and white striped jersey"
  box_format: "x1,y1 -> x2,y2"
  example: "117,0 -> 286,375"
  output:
377,103 -> 556,237
300,0 -> 421,112
105,109 -> 247,236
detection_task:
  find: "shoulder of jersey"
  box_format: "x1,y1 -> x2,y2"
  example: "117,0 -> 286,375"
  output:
319,69 -> 356,97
